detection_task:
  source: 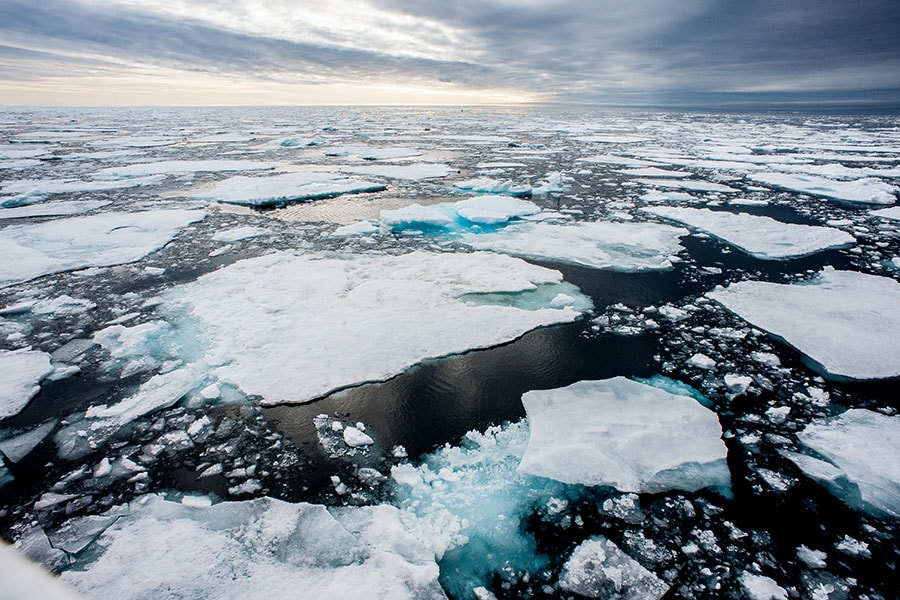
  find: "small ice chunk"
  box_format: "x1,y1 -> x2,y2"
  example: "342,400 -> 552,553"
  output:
724,373 -> 753,395
796,545 -> 827,569
687,353 -> 717,370
181,495 -> 213,508
342,426 -> 374,448
331,221 -> 379,237
559,536 -> 669,599
211,226 -> 270,243
380,204 -> 454,230
0,349 -> 53,419
739,572 -> 788,600
453,195 -> 541,224
709,269 -> 900,380
199,383 -> 221,400
518,377 -> 730,493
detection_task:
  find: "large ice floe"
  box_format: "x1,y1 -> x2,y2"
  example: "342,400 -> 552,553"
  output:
192,172 -> 386,206
91,160 -> 276,179
708,269 -> 900,380
0,200 -> 111,220
339,163 -> 456,181
0,209 -> 205,287
379,195 -> 542,232
461,221 -> 688,271
0,349 -> 53,419
162,250 -> 591,405
517,377 -> 730,493
0,176 -> 164,207
643,206 -> 855,259
784,409 -> 900,518
57,494 -> 446,600
558,536 -> 670,599
750,172 -> 898,204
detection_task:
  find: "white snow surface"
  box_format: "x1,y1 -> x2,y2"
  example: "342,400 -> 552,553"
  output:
559,536 -> 669,600
751,172 -> 898,204
92,160 -> 275,179
0,200 -> 111,219
1,176 -> 164,206
380,204 -> 455,229
461,220 -> 688,271
163,250 -> 590,405
517,377 -> 730,493
0,349 -> 53,419
58,494 -> 445,600
0,209 -> 205,287
454,195 -> 541,224
643,206 -> 855,259
339,164 -> 456,180
870,206 -> 900,221
193,172 -> 386,206
708,269 -> 900,380
793,409 -> 900,518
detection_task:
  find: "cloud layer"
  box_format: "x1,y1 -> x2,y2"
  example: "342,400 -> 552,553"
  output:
1,0 -> 898,105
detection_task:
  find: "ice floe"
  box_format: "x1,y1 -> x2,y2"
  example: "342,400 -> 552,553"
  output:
211,226 -> 271,243
787,409 -> 900,518
643,206 -> 855,259
0,420 -> 57,462
380,204 -> 455,230
193,172 -> 386,206
0,209 -> 205,287
0,200 -> 111,219
870,206 -> 900,221
637,178 -> 738,193
380,196 -> 542,232
57,494 -> 445,600
162,250 -> 590,405
0,349 -> 53,419
325,145 -> 422,160
751,173 -> 898,205
708,269 -> 900,380
0,176 -> 164,207
339,163 -> 456,180
461,220 -> 688,271
454,195 -> 541,224
453,177 -> 532,196
559,536 -> 669,599
92,160 -> 275,179
517,377 -> 730,493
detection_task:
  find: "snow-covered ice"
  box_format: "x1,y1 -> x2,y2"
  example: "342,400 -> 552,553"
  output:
461,220 -> 688,271
517,377 -> 730,493
163,250 -> 591,405
643,206 -> 855,259
211,226 -> 271,243
57,494 -> 445,600
1,176 -> 164,206
0,209 -> 205,287
637,178 -> 738,193
870,206 -> 900,221
380,204 -> 455,230
751,173 -> 898,204
452,178 -> 532,196
708,269 -> 900,380
453,195 -> 541,224
0,349 -> 53,419
92,160 -> 275,179
0,200 -> 111,219
193,172 -> 386,206
325,145 -> 422,160
788,409 -> 900,518
559,536 -> 669,599
339,163 -> 456,180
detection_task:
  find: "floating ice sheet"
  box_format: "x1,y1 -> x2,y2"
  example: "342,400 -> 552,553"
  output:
870,206 -> 900,221
643,206 -> 855,259
751,173 -> 898,204
339,164 -> 456,180
58,494 -> 445,600
637,178 -> 738,193
193,172 -> 386,206
92,160 -> 275,179
517,377 -> 730,493
461,220 -> 688,271
453,178 -> 532,196
0,200 -> 111,219
0,176 -> 164,207
790,409 -> 900,518
0,349 -> 53,419
559,536 -> 669,599
325,145 -> 422,160
163,250 -> 590,405
0,209 -> 205,288
708,269 -> 900,380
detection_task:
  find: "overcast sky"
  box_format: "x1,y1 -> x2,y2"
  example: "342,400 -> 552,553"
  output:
1,0 -> 898,106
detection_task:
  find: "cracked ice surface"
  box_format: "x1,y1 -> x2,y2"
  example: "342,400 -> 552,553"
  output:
163,250 -> 591,405
791,409 -> 900,518
707,269 -> 900,380
643,206 -> 855,260
0,209 -> 206,288
58,494 -> 446,600
517,377 -> 730,493
462,220 -> 688,271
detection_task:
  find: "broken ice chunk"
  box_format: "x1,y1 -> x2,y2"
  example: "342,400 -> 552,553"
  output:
517,377 -> 730,493
739,572 -> 788,600
342,426 -> 374,448
0,349 -> 53,419
0,420 -> 57,462
559,536 -> 669,599
453,177 -> 532,196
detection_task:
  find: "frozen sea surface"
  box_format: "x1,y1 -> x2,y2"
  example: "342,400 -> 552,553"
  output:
0,106 -> 898,600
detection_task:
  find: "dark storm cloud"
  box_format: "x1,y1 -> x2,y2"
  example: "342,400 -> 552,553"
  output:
1,0 -> 898,104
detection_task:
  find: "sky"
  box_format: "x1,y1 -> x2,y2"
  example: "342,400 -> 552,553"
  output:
0,0 -> 898,107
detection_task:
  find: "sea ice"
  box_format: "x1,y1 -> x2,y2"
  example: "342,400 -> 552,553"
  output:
739,572 -> 788,600
517,377 -> 730,493
751,173 -> 898,204
619,167 -> 692,178
0,175 -> 164,207
454,195 -> 541,224
0,420 -> 57,462
163,250 -> 590,405
330,221 -> 379,237
92,160 -> 275,179
643,206 -> 855,259
707,269 -> 900,380
788,409 -> 900,518
211,226 -> 271,243
870,206 -> 900,221
324,145 -> 422,160
559,536 -> 669,599
0,200 -> 111,220
57,494 -> 445,600
193,172 -> 386,206
461,220 -> 687,271
452,178 -> 532,196
380,204 -> 455,230
637,178 -> 738,193
339,163 -> 456,180
0,349 -> 53,419
0,209 -> 205,288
